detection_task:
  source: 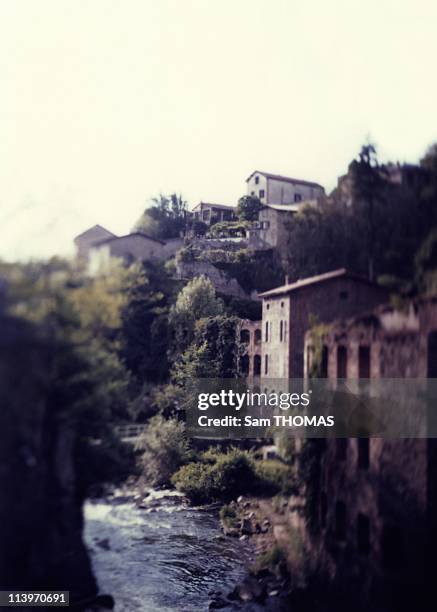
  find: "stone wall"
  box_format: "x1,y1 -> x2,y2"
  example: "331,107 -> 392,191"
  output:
176,260 -> 255,300
262,275 -> 388,379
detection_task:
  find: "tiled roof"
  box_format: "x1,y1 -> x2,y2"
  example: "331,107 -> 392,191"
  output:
93,232 -> 166,247
246,171 -> 324,190
258,269 -> 380,298
74,224 -> 116,241
191,202 -> 235,212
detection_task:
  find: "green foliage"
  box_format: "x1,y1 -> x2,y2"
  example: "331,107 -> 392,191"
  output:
169,276 -> 224,356
254,544 -> 286,572
306,315 -> 332,378
151,384 -> 185,418
297,439 -> 325,535
133,193 -> 187,240
208,220 -> 250,237
136,415 -> 191,486
237,195 -> 263,221
121,261 -> 177,383
254,459 -> 295,495
171,448 -> 256,504
286,142 -> 437,288
219,504 -> 239,529
213,248 -> 284,294
172,314 -> 239,385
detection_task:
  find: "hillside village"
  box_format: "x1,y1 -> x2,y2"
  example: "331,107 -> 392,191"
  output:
68,150 -> 437,609
3,146 -> 437,611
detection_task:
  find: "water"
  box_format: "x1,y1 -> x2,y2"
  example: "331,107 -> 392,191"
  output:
84,493 -> 252,611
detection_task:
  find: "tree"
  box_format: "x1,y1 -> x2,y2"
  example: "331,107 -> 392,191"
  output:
172,314 -> 240,386
236,195 -> 263,221
349,143 -> 388,280
120,261 -> 177,383
133,193 -> 188,240
135,415 -> 191,486
169,275 -> 224,356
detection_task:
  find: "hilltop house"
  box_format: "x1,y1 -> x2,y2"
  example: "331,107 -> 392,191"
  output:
74,226 -> 182,275
190,202 -> 236,226
246,171 -> 325,208
258,269 -> 388,379
74,224 -> 116,265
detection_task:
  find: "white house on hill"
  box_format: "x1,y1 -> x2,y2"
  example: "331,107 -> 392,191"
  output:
246,171 -> 325,207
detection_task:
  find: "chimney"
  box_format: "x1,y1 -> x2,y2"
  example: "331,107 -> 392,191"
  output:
284,274 -> 289,285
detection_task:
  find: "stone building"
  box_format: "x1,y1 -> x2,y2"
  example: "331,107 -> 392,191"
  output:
74,224 -> 116,265
87,232 -> 166,275
190,202 -> 236,226
74,226 -> 183,275
301,297 -> 437,610
258,269 -> 388,379
246,170 -> 325,207
237,319 -> 262,378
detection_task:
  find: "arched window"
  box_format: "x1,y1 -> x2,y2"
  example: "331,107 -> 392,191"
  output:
240,329 -> 250,344
254,329 -> 261,345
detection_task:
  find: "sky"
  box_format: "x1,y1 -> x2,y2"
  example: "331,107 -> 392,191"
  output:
1,0 -> 437,261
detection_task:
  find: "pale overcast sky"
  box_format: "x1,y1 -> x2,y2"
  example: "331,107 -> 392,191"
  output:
1,0 -> 437,260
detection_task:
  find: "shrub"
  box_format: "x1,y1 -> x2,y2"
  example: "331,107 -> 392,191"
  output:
135,415 -> 191,486
254,459 -> 295,495
171,448 -> 257,503
219,504 -> 239,530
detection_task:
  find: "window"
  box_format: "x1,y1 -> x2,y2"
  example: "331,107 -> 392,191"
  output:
279,320 -> 284,342
335,501 -> 347,540
240,329 -> 250,344
357,513 -> 370,555
359,346 -> 371,378
259,189 -> 265,198
294,193 -> 302,202
251,191 -> 255,196
264,354 -> 269,375
266,303 -> 270,310
336,438 -> 347,461
337,345 -> 348,378
255,176 -> 259,184
281,301 -> 284,308
381,526 -> 403,570
254,329 -> 261,345
254,355 -> 261,376
265,321 -> 269,342
262,221 -> 270,229
358,438 -> 369,470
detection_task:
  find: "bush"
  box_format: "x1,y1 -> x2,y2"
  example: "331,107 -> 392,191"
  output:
219,504 -> 239,530
136,415 -> 191,486
171,448 -> 257,504
254,459 -> 296,495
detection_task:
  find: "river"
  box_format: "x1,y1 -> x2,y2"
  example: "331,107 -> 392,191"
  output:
84,490 -> 253,611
